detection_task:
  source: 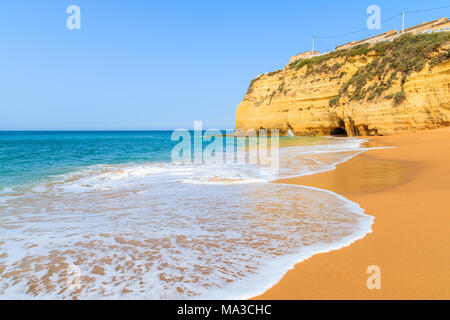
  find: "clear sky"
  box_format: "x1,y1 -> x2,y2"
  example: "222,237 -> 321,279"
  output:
0,0 -> 449,130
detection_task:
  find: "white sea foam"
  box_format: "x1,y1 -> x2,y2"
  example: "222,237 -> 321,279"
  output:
0,137 -> 379,299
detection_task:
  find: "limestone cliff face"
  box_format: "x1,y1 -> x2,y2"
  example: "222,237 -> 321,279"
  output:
236,48 -> 450,136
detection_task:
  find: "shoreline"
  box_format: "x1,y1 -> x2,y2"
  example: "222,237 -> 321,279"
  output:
254,127 -> 450,299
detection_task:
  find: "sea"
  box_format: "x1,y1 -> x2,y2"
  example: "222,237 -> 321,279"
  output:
0,131 -> 374,299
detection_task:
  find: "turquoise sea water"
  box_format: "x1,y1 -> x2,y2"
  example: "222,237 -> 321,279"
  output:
0,131 -> 373,299
0,131 -> 337,190
0,131 -> 176,189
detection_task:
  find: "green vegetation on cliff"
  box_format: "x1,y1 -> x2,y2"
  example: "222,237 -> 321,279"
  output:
288,32 -> 450,106
338,32 -> 450,105
289,43 -> 370,72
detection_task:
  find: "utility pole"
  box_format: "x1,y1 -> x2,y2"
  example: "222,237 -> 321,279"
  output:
312,36 -> 315,55
402,12 -> 407,33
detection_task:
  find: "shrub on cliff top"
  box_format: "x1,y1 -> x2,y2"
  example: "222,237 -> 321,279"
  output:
267,69 -> 282,76
327,32 -> 450,106
256,32 -> 449,108
289,43 -> 371,75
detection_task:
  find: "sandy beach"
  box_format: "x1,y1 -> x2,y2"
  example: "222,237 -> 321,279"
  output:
255,127 -> 450,299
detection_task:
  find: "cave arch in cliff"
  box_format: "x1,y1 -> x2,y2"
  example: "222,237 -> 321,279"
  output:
330,120 -> 348,136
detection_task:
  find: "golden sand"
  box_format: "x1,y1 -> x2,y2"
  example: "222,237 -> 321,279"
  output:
254,127 -> 450,299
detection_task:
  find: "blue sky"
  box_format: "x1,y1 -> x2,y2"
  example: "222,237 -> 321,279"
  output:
0,0 -> 449,130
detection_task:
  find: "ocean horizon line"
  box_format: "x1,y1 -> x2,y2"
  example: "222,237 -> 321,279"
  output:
0,129 -> 237,133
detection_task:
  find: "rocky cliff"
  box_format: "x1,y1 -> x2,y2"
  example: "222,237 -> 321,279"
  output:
236,33 -> 450,136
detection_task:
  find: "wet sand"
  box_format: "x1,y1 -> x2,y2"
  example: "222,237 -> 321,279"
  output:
255,127 -> 450,299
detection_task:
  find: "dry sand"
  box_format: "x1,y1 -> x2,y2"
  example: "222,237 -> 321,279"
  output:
255,127 -> 450,299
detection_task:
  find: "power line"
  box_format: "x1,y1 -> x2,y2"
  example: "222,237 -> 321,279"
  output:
316,13 -> 401,39
315,4 -> 450,40
314,17 -> 399,51
407,4 -> 450,14
315,38 -> 338,47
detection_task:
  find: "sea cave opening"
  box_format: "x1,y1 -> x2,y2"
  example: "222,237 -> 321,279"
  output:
330,120 -> 348,136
